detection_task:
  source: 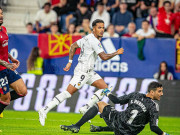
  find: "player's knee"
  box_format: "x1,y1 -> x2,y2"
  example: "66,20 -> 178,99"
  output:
19,86 -> 28,97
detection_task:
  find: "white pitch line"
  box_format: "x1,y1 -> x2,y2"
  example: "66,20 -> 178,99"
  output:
2,117 -> 104,124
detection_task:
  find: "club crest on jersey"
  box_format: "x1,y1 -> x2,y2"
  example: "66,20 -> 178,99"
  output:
3,86 -> 7,91
78,82 -> 81,86
2,40 -> 8,47
98,43 -> 102,48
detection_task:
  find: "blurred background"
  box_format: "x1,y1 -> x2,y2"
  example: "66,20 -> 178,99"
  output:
1,0 -> 180,116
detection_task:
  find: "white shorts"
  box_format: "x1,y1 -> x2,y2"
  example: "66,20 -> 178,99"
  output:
70,67 -> 102,89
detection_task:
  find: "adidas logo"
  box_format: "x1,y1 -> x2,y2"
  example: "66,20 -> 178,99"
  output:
94,38 -> 128,72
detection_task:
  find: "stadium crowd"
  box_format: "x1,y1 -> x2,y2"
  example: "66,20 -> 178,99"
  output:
26,0 -> 180,40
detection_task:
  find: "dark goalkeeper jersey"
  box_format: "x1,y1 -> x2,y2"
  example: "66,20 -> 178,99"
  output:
110,92 -> 159,134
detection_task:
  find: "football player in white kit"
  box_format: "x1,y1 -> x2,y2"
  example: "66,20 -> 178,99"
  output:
38,19 -> 124,126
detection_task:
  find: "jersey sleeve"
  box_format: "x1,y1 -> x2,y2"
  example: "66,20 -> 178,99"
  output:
76,38 -> 83,48
91,40 -> 104,54
108,92 -> 135,105
149,103 -> 159,127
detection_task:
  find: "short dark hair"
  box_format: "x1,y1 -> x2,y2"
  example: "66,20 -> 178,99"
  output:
80,2 -> 88,8
163,1 -> 171,6
142,20 -> 149,24
26,22 -> 33,26
148,82 -> 162,93
43,2 -> 51,8
97,2 -> 104,6
0,6 -> 2,11
92,19 -> 104,27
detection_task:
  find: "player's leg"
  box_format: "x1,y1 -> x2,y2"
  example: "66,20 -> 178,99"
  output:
9,79 -> 27,100
0,69 -> 12,113
7,69 -> 27,100
61,101 -> 108,133
38,84 -> 75,126
79,72 -> 108,114
41,84 -> 76,115
0,92 -> 10,113
39,72 -> 88,126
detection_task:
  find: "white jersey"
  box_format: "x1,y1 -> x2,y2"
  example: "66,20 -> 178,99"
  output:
76,33 -> 104,71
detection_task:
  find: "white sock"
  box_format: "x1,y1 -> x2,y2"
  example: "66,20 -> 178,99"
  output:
43,91 -> 71,114
86,89 -> 104,108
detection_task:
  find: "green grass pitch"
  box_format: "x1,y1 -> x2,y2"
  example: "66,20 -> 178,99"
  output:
0,110 -> 180,135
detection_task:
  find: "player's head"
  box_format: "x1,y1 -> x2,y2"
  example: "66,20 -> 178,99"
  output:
147,82 -> 163,101
92,19 -> 105,38
163,1 -> 171,12
0,7 -> 3,26
43,2 -> 51,13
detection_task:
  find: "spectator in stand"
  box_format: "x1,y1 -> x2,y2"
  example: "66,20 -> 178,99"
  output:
153,61 -> 174,80
48,0 -> 60,8
112,2 -> 133,36
77,0 -> 95,12
35,2 -> 57,33
53,0 -> 68,16
173,3 -> 180,33
146,7 -> 158,29
90,2 -> 110,29
174,27 -> 180,40
156,0 -> 174,38
174,0 -> 180,12
123,0 -> 140,18
66,3 -> 91,30
50,24 -> 60,34
132,20 -> 155,40
102,0 -> 119,18
27,47 -> 44,75
52,0 -> 79,33
123,22 -> 136,37
103,24 -> 119,37
139,0 -> 158,18
52,0 -> 78,13
26,22 -> 36,34
67,23 -> 76,35
78,18 -> 91,36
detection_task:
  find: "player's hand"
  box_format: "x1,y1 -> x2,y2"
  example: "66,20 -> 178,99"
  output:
63,63 -> 72,71
116,48 -> 124,55
11,58 -> 20,68
102,88 -> 111,96
6,63 -> 18,71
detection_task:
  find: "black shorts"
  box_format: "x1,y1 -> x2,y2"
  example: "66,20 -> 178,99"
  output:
101,105 -> 134,135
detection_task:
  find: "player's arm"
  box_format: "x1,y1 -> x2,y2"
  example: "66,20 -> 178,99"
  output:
102,89 -> 134,105
98,48 -> 124,61
8,53 -> 20,67
0,59 -> 17,71
63,42 -> 79,71
149,105 -> 169,135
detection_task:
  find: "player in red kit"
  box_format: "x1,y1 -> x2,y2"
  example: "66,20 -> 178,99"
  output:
0,7 -> 27,116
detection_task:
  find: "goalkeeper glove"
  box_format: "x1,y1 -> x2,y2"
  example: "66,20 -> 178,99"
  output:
102,88 -> 111,96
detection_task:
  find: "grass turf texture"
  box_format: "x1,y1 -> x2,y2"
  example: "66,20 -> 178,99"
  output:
0,110 -> 180,135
